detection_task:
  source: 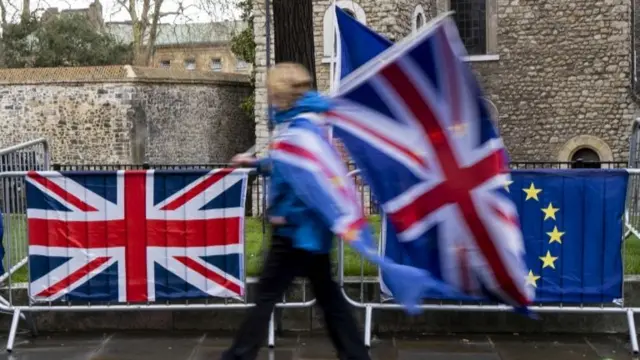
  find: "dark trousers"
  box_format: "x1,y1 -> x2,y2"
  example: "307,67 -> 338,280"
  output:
221,234 -> 371,360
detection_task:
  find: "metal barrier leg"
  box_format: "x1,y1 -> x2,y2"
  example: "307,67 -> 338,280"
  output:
627,309 -> 639,354
25,313 -> 38,337
6,309 -> 21,353
268,311 -> 275,348
364,306 -> 373,348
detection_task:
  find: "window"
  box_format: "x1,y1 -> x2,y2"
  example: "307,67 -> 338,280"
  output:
184,58 -> 196,71
436,0 -> 497,59
210,58 -> 222,72
416,13 -> 424,29
412,5 -> 426,33
571,148 -> 601,169
323,1 -> 367,59
450,0 -> 487,55
236,60 -> 248,70
159,60 -> 171,68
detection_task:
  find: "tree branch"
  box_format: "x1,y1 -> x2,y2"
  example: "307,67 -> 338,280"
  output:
21,0 -> 29,21
144,0 -> 163,65
0,0 -> 7,26
112,0 -> 131,14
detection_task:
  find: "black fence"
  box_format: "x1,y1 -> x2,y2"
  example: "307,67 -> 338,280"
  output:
51,160 -> 631,172
47,160 -> 633,216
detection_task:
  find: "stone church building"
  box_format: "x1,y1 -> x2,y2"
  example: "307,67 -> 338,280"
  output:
253,0 -> 638,165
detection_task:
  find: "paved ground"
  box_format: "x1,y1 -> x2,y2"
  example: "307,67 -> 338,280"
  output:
0,332 -> 635,359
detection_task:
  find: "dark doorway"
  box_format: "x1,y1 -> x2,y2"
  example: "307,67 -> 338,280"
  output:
570,148 -> 601,169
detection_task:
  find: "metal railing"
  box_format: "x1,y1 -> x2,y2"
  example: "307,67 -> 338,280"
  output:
0,166 -> 311,352
336,167 -> 640,354
0,157 -> 635,353
52,160 -> 630,217
0,139 -> 49,351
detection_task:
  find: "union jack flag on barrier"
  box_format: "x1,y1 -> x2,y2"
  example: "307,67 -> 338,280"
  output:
329,11 -> 534,309
26,169 -> 247,303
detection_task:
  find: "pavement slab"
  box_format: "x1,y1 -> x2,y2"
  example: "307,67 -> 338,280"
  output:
0,332 -> 634,359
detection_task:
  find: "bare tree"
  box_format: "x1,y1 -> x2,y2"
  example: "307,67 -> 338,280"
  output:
112,0 -> 198,66
112,0 -> 240,66
0,0 -> 53,24
21,0 -> 29,21
0,1 -> 7,27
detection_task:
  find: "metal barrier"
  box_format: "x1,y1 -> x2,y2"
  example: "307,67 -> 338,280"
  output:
340,168 -> 640,354
0,167 -> 314,352
3,158 -> 640,353
0,139 -> 50,351
0,138 -> 50,284
627,119 -> 640,240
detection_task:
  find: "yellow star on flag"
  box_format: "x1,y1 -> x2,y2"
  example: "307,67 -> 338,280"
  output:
546,226 -> 565,244
504,180 -> 514,192
522,183 -> 542,201
525,270 -> 540,288
539,251 -> 558,269
541,203 -> 559,221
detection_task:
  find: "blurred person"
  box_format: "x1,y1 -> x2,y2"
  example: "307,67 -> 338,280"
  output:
220,63 -> 371,360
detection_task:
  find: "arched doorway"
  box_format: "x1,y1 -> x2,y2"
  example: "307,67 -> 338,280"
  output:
571,147 -> 601,169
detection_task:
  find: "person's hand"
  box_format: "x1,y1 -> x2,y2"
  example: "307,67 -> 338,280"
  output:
269,216 -> 287,225
231,153 -> 257,167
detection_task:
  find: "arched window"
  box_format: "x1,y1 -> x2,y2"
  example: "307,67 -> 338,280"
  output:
571,148 -> 601,169
323,1 -> 367,59
333,8 -> 356,54
412,5 -> 426,33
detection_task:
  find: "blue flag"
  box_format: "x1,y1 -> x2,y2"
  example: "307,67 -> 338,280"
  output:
335,7 -> 392,81
383,169 -> 628,303
514,170 -> 627,302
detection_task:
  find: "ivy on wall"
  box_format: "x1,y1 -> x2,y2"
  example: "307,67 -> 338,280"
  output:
230,0 -> 256,119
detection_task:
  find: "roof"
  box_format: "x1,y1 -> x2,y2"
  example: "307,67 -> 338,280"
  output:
0,65 -> 250,85
106,21 -> 246,46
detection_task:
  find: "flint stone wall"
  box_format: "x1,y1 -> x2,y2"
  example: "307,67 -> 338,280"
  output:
0,66 -> 253,164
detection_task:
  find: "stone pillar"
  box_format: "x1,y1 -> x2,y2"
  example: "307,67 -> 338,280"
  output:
252,0 -> 276,215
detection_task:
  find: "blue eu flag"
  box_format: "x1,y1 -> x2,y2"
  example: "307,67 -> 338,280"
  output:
511,169 -> 628,303
381,170 -> 628,304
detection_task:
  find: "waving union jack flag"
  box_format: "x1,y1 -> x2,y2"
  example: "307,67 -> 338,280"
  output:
270,116 -> 459,314
26,169 -> 247,303
329,12 -> 533,309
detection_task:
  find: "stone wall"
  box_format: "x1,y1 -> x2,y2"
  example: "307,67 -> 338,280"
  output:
255,0 -> 639,163
254,0 -> 427,153
438,0 -> 636,162
0,66 -> 253,164
132,82 -> 254,164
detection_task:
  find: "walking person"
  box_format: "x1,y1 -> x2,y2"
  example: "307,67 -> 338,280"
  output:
221,63 -> 371,360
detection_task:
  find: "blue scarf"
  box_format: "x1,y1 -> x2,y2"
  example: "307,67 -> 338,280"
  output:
272,91 -> 333,124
